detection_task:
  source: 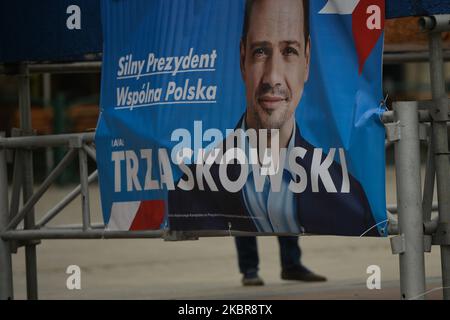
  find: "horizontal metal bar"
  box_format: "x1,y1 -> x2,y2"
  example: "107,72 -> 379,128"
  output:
388,220 -> 438,236
382,100 -> 450,124
387,203 -> 439,214
0,132 -> 95,149
28,62 -> 102,74
383,51 -> 450,64
388,223 -> 398,236
424,220 -> 439,235
1,228 -> 315,240
389,216 -> 440,236
419,15 -> 450,33
382,110 -> 433,123
1,229 -> 165,240
418,99 -> 450,111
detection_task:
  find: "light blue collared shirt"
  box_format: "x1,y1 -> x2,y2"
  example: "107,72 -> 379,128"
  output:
240,121 -> 301,233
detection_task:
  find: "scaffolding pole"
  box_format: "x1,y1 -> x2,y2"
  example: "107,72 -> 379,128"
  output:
0,133 -> 13,300
393,101 -> 426,300
429,31 -> 450,300
18,65 -> 39,300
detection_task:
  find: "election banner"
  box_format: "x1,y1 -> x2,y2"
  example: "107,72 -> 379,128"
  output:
96,0 -> 387,237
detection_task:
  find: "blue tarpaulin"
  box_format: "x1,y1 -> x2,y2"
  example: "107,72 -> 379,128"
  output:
0,0 -> 449,63
386,0 -> 450,19
0,0 -> 102,63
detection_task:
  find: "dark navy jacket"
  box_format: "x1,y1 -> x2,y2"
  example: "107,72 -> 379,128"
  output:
169,117 -> 379,237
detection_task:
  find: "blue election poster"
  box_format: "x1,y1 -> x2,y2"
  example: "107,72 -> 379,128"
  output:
96,0 -> 387,237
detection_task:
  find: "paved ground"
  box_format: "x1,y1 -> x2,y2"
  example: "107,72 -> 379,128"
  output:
8,166 -> 445,300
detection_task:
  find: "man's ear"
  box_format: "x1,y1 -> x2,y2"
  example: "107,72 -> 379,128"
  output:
240,39 -> 246,80
304,37 -> 311,83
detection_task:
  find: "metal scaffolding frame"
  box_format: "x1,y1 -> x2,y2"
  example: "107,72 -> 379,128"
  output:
1,17 -> 450,301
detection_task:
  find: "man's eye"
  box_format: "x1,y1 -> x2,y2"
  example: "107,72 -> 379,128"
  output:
253,48 -> 266,57
284,47 -> 299,56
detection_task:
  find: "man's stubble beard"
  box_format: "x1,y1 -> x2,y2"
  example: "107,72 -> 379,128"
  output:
251,83 -> 295,131
252,103 -> 293,131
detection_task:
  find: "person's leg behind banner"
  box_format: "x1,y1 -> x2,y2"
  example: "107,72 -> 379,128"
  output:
278,236 -> 327,282
235,236 -> 264,286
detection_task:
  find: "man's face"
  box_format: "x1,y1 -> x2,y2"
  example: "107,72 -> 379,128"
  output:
241,0 -> 310,131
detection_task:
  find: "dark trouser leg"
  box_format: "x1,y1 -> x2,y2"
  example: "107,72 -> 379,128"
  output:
235,236 -> 259,276
278,236 -> 306,270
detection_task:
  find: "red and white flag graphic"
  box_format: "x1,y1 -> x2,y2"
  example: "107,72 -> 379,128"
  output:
320,0 -> 385,74
107,200 -> 165,231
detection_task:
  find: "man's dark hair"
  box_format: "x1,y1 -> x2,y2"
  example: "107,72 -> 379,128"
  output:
241,0 -> 310,47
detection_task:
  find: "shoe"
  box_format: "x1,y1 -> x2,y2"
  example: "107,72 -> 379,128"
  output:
281,266 -> 327,282
242,274 -> 265,286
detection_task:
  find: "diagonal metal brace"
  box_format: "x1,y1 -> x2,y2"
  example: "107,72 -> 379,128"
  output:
6,148 -> 77,231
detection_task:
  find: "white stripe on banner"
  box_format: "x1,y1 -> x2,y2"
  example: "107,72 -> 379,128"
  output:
106,201 -> 141,231
319,0 -> 360,14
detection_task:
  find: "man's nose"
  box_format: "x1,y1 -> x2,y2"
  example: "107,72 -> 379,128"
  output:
262,52 -> 284,88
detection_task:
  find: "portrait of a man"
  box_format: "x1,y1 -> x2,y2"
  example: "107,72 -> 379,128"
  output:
168,0 -> 379,237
